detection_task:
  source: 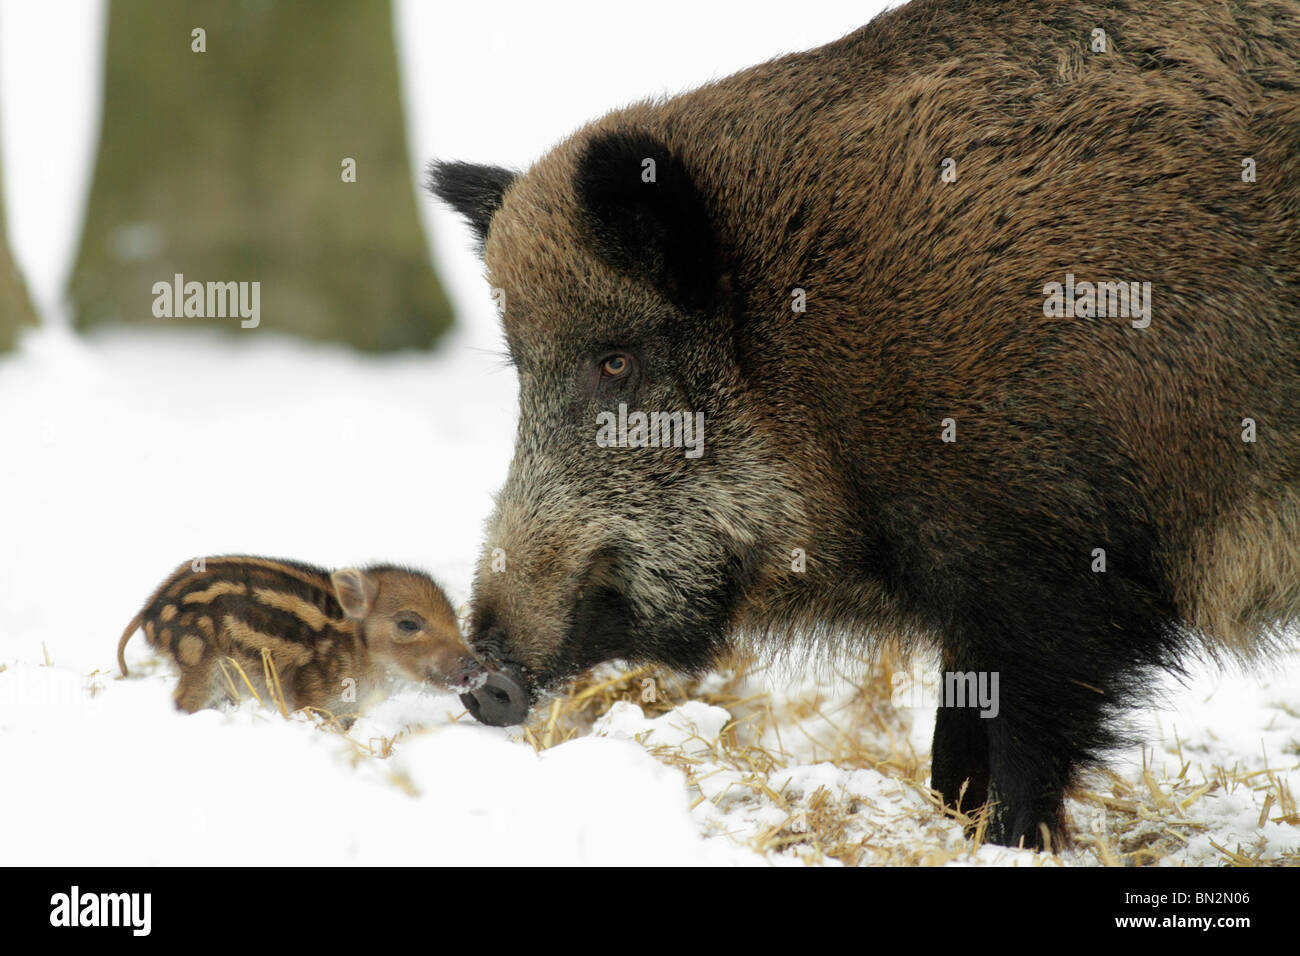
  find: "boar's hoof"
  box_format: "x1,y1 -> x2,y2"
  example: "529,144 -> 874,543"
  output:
461,667 -> 529,726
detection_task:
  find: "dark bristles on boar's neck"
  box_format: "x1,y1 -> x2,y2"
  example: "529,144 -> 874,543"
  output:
117,556 -> 356,677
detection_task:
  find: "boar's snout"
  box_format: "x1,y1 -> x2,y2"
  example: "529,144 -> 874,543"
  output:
460,663 -> 530,726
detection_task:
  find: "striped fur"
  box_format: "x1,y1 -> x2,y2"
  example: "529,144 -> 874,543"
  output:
117,556 -> 474,719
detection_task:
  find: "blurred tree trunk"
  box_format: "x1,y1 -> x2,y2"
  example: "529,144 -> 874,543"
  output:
0,136 -> 39,353
70,0 -> 452,351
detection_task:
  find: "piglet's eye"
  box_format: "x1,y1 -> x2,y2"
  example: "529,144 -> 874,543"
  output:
601,354 -> 631,378
397,619 -> 420,634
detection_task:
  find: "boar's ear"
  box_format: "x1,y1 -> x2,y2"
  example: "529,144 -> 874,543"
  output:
332,569 -> 379,620
575,130 -> 720,314
426,161 -> 517,252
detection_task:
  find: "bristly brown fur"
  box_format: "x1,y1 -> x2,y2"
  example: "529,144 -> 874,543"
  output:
430,0 -> 1300,848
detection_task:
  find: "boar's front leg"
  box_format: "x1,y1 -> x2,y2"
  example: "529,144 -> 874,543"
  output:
980,676 -> 1075,850
929,651 -> 991,826
931,653 -> 1075,850
925,523 -> 1173,850
932,630 -> 1136,850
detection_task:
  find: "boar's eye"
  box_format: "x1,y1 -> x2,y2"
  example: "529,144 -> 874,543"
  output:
600,353 -> 632,379
396,617 -> 422,634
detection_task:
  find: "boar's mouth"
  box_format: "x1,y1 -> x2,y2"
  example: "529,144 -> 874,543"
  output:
458,597 -> 636,727
457,623 -> 531,726
560,576 -> 641,675
462,549 -> 745,727
556,549 -> 742,684
460,550 -> 641,727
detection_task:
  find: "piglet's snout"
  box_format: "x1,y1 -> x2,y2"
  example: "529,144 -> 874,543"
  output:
447,656 -> 490,692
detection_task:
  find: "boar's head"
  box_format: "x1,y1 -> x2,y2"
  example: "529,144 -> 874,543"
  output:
429,126 -> 837,725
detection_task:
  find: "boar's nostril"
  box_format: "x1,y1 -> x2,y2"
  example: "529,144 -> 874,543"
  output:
460,667 -> 529,727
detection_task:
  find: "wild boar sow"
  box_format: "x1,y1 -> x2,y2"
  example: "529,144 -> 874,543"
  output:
431,0 -> 1300,848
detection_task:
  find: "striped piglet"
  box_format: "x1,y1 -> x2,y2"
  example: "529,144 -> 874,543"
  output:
118,556 -> 481,718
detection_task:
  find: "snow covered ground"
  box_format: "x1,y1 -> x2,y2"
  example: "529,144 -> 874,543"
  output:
1,1 -> 1298,866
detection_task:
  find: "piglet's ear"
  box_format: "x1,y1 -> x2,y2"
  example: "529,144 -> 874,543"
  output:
332,569 -> 378,620
426,160 -> 517,253
574,130 -> 720,314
